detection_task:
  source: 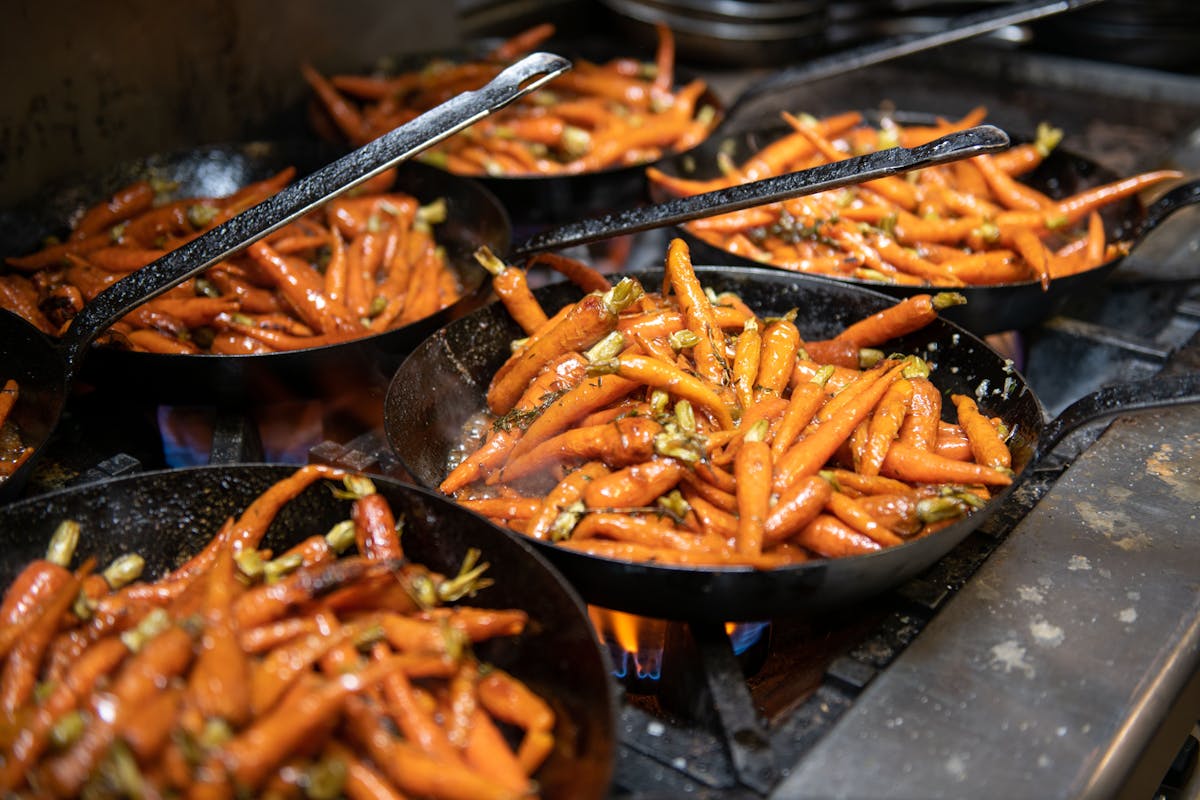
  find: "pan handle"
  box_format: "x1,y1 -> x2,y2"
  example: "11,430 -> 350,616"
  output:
1036,372 -> 1200,461
55,52 -> 573,373
511,124 -> 1010,257
1132,178 -> 1200,242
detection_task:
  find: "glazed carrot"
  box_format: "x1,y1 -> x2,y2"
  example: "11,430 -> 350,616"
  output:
590,352 -> 735,429
834,293 -> 966,347
328,740 -> 409,800
734,420 -> 771,556
666,237 -> 730,385
247,241 -> 360,336
525,251 -> 612,293
773,360 -> 908,490
0,520 -> 78,628
772,365 -> 834,458
498,416 -> 663,483
825,491 -> 905,547
352,489 -> 404,561
732,317 -> 762,410
881,441 -> 1013,486
1052,170 -> 1182,226
487,277 -> 643,415
441,352 -> 589,494
860,378 -> 914,476
951,393 -> 1012,469
345,695 -> 517,800
476,246 -> 548,335
582,457 -> 683,510
0,565 -> 86,715
992,122 -> 1062,176
1009,227 -> 1053,290
897,376 -> 942,451
972,152 -> 1053,211
302,63 -> 370,145
528,461 -> 610,541
229,464 -> 346,552
763,474 -> 833,546
754,312 -> 801,399
457,497 -> 542,520
186,539 -> 253,726
501,370 -> 641,465
0,636 -> 128,792
793,514 -> 882,558
71,180 -> 157,240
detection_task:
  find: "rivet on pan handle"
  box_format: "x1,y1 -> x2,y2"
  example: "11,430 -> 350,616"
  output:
511,124 -> 1011,257
58,51 -> 574,372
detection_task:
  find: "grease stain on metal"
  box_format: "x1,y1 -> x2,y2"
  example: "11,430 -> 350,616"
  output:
1146,437 -> 1200,501
1017,585 -> 1045,604
945,753 -> 968,782
990,640 -> 1036,678
1030,619 -> 1065,647
1067,555 -> 1092,571
1118,607 -> 1138,624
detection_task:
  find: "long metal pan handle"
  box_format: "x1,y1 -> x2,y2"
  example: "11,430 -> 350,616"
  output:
511,124 -> 1010,258
1036,372 -> 1200,461
57,51 -> 573,371
1133,178 -> 1200,242
726,0 -> 1106,120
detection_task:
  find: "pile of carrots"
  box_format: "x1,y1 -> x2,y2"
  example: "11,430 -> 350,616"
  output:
647,109 -> 1181,289
0,379 -> 31,483
443,238 -> 1015,567
0,167 -> 459,354
0,465 -> 556,798
304,23 -> 719,176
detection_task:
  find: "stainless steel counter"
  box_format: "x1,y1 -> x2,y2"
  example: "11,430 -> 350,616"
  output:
773,397 -> 1200,799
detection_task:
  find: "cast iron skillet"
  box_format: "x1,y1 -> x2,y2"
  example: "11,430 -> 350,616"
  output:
0,148 -> 511,403
384,264 -> 1200,621
652,113 -> 1200,335
337,0 -> 1099,230
0,464 -> 616,798
0,53 -> 569,504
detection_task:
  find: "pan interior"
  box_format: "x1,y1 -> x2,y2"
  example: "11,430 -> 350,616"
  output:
0,465 -> 616,799
385,265 -> 1046,619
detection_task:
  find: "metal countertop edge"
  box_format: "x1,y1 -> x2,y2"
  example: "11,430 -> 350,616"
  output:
769,402 -> 1200,799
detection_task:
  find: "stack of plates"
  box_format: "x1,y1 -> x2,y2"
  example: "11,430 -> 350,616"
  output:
599,0 -> 830,67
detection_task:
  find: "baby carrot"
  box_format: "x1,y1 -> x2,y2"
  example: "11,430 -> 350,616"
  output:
666,237 -> 729,386
476,246 -> 548,335
732,318 -> 762,411
951,393 -> 1012,469
754,312 -> 801,400
860,378 -> 914,477
773,360 -> 908,491
582,457 -> 683,510
529,461 -> 610,541
734,420 -> 772,557
793,514 -> 882,558
590,352 -> 735,430
486,277 -> 643,415
834,293 -> 966,348
497,416 -> 663,484
881,442 -> 1013,486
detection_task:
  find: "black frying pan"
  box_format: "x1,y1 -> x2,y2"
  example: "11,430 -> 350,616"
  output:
0,121 -> 1006,469
0,148 -> 511,404
383,264 -> 1200,621
0,53 -> 570,503
653,113 -> 1200,335
0,464 -> 616,798
323,0 -> 1097,230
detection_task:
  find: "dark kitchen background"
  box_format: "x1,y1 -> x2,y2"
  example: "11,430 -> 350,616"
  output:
3,1 -> 1199,798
